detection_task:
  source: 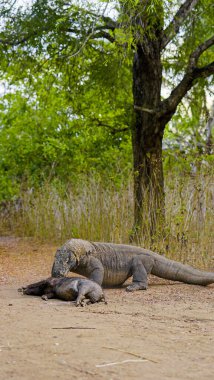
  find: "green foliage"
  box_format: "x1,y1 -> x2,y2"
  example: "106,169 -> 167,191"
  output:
0,53 -> 133,201
0,0 -> 213,205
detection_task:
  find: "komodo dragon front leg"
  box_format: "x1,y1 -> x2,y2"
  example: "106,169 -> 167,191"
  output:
79,256 -> 105,286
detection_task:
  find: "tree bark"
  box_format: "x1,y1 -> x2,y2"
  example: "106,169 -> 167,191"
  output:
131,39 -> 165,241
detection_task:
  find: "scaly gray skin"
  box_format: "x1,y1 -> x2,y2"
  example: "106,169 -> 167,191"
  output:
18,277 -> 106,306
51,239 -> 214,292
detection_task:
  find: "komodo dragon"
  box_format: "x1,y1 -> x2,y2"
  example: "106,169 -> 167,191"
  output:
18,277 -> 106,306
51,239 -> 214,291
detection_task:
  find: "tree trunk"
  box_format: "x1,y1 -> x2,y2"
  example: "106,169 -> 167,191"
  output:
131,120 -> 165,240
205,101 -> 214,155
131,41 -> 165,242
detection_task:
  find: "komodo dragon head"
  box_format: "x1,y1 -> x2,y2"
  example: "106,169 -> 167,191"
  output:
51,247 -> 78,277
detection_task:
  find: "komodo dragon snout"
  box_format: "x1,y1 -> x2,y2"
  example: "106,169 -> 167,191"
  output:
51,247 -> 78,277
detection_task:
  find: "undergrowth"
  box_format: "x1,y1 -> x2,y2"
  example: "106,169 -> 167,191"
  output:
0,170 -> 213,268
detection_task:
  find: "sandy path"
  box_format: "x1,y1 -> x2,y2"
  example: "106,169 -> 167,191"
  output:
0,237 -> 214,380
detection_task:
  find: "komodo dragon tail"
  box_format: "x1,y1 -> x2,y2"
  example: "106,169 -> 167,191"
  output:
152,255 -> 214,286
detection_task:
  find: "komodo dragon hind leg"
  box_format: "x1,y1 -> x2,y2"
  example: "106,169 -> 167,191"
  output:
126,255 -> 154,292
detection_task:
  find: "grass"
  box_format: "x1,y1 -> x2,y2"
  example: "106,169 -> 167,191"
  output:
0,170 -> 213,268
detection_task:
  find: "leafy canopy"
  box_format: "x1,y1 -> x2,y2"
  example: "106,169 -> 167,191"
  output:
0,0 -> 213,200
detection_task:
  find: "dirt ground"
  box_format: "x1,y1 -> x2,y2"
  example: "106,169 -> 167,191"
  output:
0,237 -> 214,380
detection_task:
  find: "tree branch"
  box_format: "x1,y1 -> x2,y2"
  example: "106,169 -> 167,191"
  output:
101,16 -> 118,31
66,5 -> 118,30
159,34 -> 214,121
90,118 -> 129,134
161,0 -> 199,50
0,4 -> 118,47
0,24 -> 114,46
188,35 -> 214,67
159,61 -> 214,123
92,31 -> 115,43
88,15 -> 118,43
0,31 -> 39,46
193,61 -> 214,78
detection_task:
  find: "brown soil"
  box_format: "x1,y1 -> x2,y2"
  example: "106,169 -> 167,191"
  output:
0,237 -> 214,380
